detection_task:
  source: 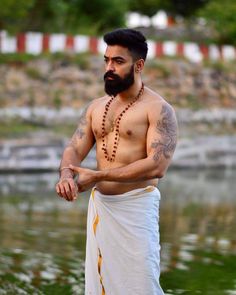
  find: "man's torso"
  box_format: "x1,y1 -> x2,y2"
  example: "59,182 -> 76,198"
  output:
90,88 -> 162,194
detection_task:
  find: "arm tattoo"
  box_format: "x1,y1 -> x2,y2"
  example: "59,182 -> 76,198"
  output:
69,105 -> 89,147
151,104 -> 177,162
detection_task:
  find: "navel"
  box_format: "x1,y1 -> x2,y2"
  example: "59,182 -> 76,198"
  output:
127,130 -> 132,136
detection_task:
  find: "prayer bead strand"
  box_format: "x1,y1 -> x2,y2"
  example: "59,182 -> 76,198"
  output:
101,83 -> 144,162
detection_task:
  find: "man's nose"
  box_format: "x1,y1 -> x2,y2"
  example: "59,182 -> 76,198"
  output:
106,61 -> 115,72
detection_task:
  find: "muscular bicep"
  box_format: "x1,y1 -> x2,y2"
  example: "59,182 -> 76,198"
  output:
147,103 -> 178,174
68,103 -> 95,161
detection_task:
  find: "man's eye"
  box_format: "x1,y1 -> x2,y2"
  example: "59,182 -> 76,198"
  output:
116,60 -> 123,64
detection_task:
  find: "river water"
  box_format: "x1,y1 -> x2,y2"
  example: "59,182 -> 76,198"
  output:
0,169 -> 236,295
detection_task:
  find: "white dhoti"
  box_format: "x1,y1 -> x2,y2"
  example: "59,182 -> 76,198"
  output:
85,186 -> 165,295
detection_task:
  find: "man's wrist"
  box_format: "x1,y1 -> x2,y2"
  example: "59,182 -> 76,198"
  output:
60,167 -> 74,179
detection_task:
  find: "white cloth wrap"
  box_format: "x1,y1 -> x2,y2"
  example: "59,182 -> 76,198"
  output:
85,186 -> 165,295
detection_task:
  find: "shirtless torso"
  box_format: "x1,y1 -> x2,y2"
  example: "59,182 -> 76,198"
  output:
56,43 -> 178,200
92,88 -> 161,194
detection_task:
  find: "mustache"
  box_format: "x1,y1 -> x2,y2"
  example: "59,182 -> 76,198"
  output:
103,71 -> 121,81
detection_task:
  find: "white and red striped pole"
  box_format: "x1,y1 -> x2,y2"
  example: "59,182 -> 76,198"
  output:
0,31 -> 235,62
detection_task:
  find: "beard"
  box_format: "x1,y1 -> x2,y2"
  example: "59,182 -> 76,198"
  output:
104,65 -> 134,97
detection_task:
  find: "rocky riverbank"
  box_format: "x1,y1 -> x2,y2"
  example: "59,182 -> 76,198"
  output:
0,55 -> 235,170
0,55 -> 235,109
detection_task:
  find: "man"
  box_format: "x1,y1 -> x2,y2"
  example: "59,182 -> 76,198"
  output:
56,28 -> 178,295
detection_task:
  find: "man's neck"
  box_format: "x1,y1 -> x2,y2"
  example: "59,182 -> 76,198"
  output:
116,80 -> 143,103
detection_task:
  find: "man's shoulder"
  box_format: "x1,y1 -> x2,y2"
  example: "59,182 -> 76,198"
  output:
144,87 -> 176,120
85,95 -> 108,115
89,95 -> 108,109
144,87 -> 172,110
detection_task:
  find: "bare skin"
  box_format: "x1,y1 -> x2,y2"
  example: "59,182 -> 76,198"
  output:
56,45 -> 178,201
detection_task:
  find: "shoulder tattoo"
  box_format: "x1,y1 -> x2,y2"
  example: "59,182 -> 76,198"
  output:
151,104 -> 177,162
69,104 -> 90,147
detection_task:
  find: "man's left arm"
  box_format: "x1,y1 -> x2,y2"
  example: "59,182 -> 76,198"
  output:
70,102 -> 178,186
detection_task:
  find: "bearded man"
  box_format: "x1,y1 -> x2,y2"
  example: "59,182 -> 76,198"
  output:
56,28 -> 178,295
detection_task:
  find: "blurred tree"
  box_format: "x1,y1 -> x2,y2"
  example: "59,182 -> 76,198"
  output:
0,0 -> 127,35
64,0 -> 128,34
23,0 -> 68,33
198,0 -> 236,44
164,0 -> 209,18
128,0 -> 209,17
0,0 -> 34,33
128,0 -> 163,17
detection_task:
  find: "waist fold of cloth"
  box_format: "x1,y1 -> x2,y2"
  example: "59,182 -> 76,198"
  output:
92,185 -> 161,202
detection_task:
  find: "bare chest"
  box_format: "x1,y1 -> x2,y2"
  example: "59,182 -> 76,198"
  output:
92,103 -> 148,141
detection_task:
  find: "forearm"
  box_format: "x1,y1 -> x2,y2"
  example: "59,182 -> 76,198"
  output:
96,157 -> 164,183
60,146 -> 82,179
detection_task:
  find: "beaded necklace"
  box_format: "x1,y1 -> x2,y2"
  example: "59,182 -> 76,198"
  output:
101,83 -> 144,162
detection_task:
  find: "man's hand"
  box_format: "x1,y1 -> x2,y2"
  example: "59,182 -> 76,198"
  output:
69,165 -> 97,192
56,177 -> 78,202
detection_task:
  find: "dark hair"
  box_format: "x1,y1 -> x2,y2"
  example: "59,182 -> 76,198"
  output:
103,28 -> 148,61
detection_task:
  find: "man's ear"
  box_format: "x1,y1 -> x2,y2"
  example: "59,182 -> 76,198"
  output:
135,59 -> 145,73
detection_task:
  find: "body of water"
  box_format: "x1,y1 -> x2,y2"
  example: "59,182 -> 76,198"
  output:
0,169 -> 236,295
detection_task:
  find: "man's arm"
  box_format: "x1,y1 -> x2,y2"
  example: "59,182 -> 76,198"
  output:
56,102 -> 95,200
60,103 -> 95,176
70,102 -> 178,187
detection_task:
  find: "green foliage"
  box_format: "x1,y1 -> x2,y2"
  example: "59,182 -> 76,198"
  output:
65,0 -> 128,34
163,0 -> 210,18
0,52 -> 91,70
72,54 -> 90,70
161,251 -> 236,294
0,119 -> 77,138
0,120 -> 44,139
26,67 -> 44,80
46,52 -> 90,70
204,59 -> 236,73
22,0 -> 68,33
198,0 -> 236,45
0,0 -> 34,33
0,0 -> 127,35
128,0 -> 209,17
146,59 -> 171,77
0,53 -> 37,65
128,0 -> 162,17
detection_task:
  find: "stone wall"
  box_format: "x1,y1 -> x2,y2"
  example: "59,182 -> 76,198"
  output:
0,57 -> 235,110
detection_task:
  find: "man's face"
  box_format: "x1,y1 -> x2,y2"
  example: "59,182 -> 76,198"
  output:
103,45 -> 135,96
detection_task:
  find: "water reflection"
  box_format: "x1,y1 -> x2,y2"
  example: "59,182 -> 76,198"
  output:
159,169 -> 236,295
0,169 -> 236,294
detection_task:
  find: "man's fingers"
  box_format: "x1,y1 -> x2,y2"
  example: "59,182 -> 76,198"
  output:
63,182 -> 74,201
56,183 -> 64,198
55,183 -> 61,195
68,178 -> 78,199
56,179 -> 78,201
57,182 -> 73,201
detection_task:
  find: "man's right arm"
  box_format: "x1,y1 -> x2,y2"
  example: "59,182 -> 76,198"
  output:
56,102 -> 95,201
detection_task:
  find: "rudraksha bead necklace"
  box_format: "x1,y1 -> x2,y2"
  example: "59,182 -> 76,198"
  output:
101,83 -> 144,162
